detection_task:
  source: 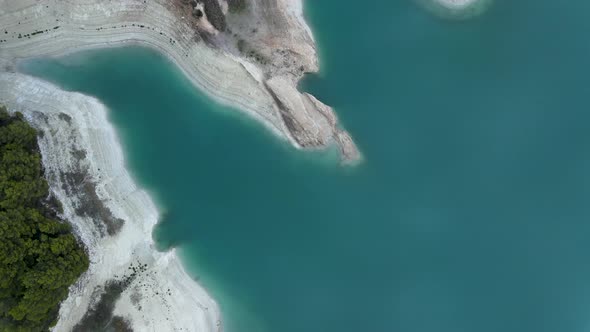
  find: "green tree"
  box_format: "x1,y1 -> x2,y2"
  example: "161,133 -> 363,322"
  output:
0,106 -> 89,331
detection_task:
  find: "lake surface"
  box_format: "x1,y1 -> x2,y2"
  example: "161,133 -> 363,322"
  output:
21,0 -> 590,331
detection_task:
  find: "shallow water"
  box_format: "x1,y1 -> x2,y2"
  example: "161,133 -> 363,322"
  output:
20,0 -> 590,331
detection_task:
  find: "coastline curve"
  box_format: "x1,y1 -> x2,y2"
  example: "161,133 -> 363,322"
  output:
0,0 -> 361,164
0,72 -> 222,331
0,1 -> 361,330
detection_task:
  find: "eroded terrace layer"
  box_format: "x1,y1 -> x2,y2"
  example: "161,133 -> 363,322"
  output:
0,0 -> 361,163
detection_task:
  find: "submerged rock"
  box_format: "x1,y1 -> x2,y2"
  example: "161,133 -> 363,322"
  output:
0,0 -> 360,165
417,0 -> 494,19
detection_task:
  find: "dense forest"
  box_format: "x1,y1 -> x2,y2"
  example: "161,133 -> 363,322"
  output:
0,106 -> 89,331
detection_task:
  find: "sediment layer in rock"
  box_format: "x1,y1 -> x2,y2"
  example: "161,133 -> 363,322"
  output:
0,0 -> 361,163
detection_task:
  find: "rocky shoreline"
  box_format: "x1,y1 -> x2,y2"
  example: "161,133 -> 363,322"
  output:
0,0 -> 361,163
0,1 -> 364,330
0,73 -> 222,331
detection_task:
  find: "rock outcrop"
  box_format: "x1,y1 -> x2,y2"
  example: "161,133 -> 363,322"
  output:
0,0 -> 361,163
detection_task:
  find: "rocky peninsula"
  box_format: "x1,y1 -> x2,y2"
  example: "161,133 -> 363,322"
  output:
0,0 -> 360,331
0,0 -> 360,163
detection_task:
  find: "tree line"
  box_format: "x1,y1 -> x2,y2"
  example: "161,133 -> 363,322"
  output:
0,106 -> 89,331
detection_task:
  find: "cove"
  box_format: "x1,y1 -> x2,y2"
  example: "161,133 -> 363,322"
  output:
19,0 -> 590,331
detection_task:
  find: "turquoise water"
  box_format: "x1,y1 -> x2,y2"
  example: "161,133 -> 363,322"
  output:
20,0 -> 590,331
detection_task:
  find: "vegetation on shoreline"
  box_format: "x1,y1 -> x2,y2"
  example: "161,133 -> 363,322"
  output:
0,106 -> 89,331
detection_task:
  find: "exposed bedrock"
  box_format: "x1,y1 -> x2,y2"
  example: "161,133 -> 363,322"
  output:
0,0 -> 361,164
265,76 -> 361,162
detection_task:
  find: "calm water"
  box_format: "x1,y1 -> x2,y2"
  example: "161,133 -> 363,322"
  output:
21,0 -> 590,331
